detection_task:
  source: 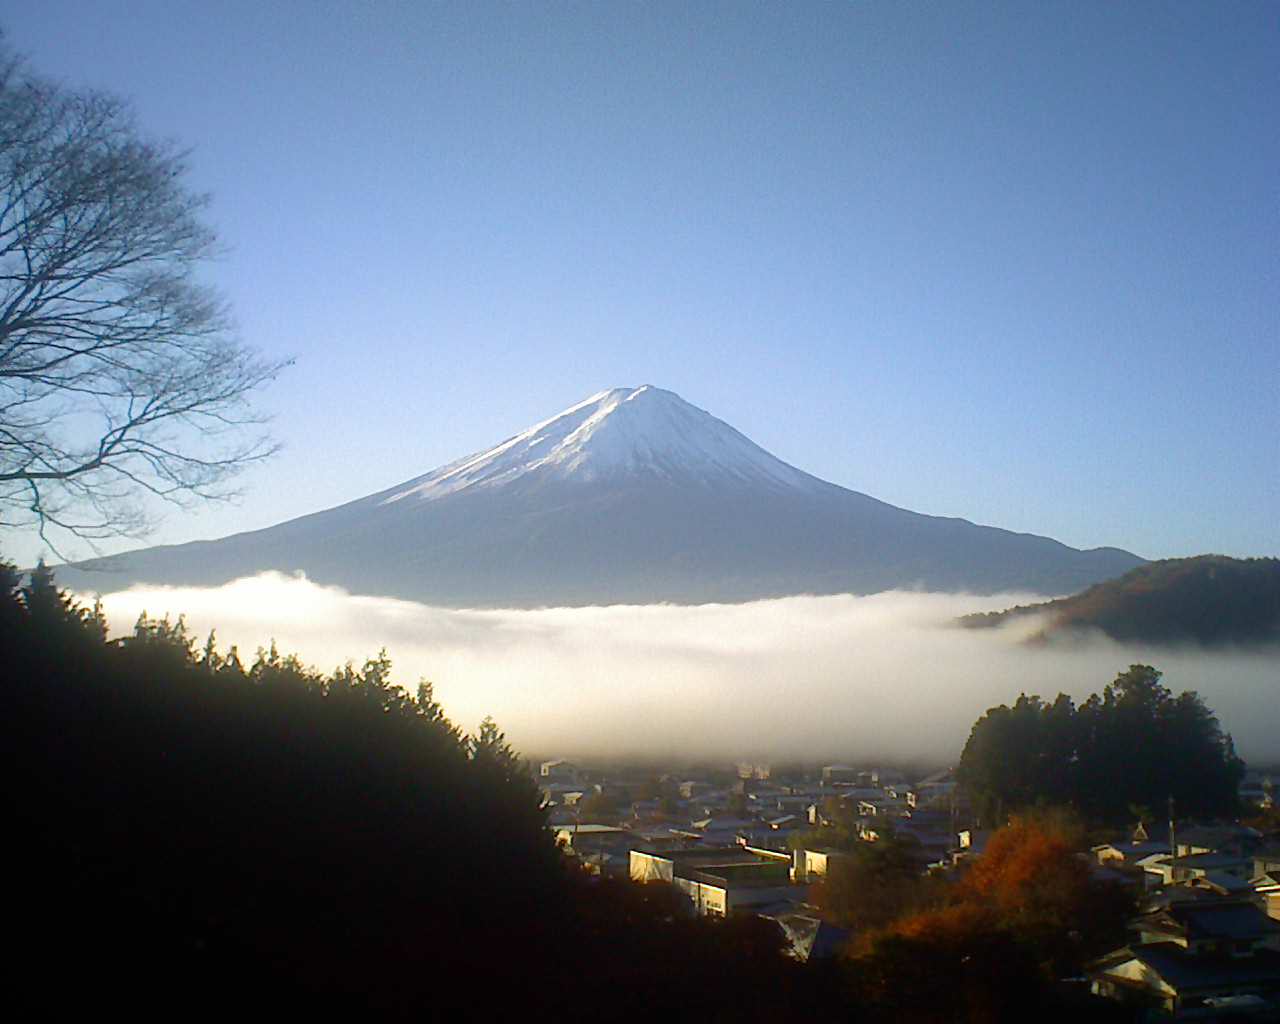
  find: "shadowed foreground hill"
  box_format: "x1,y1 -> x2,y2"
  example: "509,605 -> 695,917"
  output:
3,562 -> 823,1021
960,555 -> 1280,647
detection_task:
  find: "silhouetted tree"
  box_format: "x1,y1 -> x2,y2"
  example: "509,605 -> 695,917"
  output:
0,41 -> 286,550
811,831 -> 934,932
0,552 -> 22,644
19,557 -> 104,651
958,665 -> 1243,824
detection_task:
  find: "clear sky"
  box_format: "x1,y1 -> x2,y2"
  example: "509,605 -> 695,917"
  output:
3,1 -> 1277,568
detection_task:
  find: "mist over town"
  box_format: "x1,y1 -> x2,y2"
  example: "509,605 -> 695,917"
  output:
89,575 -> 1280,765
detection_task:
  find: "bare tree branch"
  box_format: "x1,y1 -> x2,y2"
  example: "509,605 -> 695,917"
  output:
0,43 -> 288,549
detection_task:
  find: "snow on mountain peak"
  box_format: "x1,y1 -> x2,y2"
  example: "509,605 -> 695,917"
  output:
380,386 -> 824,504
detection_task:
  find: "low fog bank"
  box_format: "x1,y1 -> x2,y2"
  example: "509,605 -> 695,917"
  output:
86,573 -> 1279,765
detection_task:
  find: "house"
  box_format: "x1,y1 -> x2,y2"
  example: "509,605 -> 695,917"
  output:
857,795 -> 909,819
1093,838 -> 1172,870
770,794 -> 817,817
1250,849 -> 1280,921
683,816 -> 757,848
1149,850 -> 1255,888
821,765 -> 858,785
866,767 -> 907,787
555,824 -> 632,854
1087,860 -> 1141,891
1186,873 -> 1257,899
857,820 -> 884,843
539,780 -> 586,807
1094,838 -> 1172,891
908,778 -> 957,809
904,806 -> 951,831
1132,901 -> 1280,954
1255,845 -> 1280,880
894,824 -> 956,871
791,846 -> 848,883
555,824 -> 638,876
629,846 -> 797,917
540,759 -> 580,783
1174,824 -> 1261,859
1089,944 -> 1280,1016
955,829 -> 992,861
1136,850 -> 1178,890
728,815 -> 801,854
1253,873 -> 1280,921
764,912 -> 850,961
1089,900 -> 1280,1016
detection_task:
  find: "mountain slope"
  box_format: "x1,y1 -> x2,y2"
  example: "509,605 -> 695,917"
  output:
960,555 -> 1280,646
54,386 -> 1144,606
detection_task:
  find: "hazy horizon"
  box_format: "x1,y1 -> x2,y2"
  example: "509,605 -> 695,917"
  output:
84,573 -> 1280,766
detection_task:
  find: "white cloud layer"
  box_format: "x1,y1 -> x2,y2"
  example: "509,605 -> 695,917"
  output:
87,573 -> 1279,765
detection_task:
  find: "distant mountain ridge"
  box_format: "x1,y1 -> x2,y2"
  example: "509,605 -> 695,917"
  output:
960,555 -> 1280,647
53,386 -> 1144,606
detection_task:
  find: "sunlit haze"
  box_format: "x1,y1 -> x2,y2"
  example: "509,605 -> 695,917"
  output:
90,575 -> 1280,764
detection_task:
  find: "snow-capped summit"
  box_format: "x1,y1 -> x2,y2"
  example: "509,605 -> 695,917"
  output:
57,386 -> 1144,607
381,385 -> 822,503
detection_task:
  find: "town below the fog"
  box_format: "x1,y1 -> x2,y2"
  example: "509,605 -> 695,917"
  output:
542,754 -> 1280,1016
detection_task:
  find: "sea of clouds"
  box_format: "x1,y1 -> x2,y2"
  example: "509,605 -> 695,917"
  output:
86,573 -> 1279,765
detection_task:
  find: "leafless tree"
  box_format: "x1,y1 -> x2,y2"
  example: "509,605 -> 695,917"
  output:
0,44 -> 287,554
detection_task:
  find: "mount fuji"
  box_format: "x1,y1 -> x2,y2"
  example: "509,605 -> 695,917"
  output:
54,386 -> 1144,606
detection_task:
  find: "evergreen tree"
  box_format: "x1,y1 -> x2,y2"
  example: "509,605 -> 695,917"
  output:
958,665 -> 1243,824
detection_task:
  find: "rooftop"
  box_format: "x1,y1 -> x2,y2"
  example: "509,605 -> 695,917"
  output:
1140,901 -> 1280,942
1123,944 -> 1280,992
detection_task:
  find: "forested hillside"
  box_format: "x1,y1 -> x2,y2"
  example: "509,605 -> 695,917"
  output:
3,560 -> 819,1020
961,556 -> 1280,646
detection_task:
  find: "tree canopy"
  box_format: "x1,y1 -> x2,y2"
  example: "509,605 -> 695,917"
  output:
957,665 -> 1244,824
847,813 -> 1134,1022
3,556 -> 833,1020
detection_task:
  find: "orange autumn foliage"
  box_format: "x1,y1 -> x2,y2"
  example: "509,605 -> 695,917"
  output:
958,818 -> 1091,921
857,814 -> 1096,956
878,902 -> 997,945
848,814 -> 1136,1015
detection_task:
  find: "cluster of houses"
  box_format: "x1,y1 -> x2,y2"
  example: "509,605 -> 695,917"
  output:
1086,819 -> 1280,1017
539,758 -> 965,960
540,755 -> 1280,1013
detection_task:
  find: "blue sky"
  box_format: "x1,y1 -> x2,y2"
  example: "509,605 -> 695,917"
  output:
4,1 -> 1277,567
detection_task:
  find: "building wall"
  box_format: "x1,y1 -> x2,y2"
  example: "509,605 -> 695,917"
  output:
672,877 -> 727,917
630,850 -> 674,884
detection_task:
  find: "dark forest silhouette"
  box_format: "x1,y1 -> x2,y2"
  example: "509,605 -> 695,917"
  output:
957,665 -> 1245,825
5,558 -> 832,1021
